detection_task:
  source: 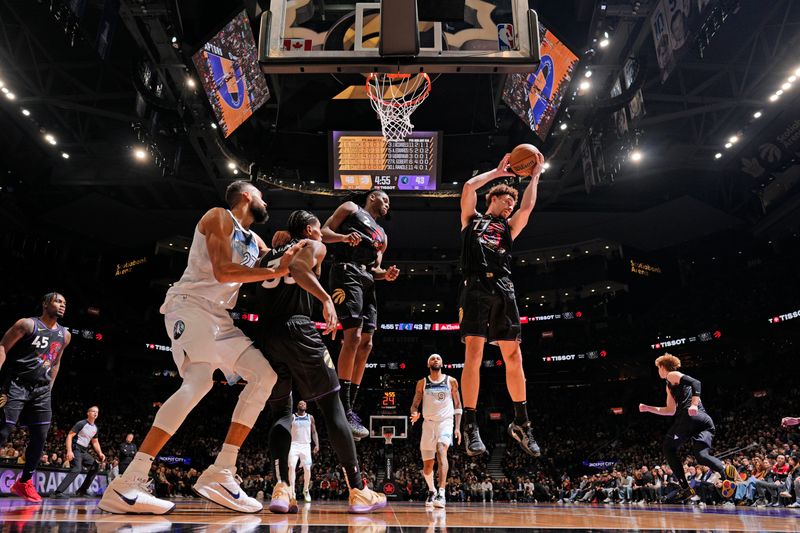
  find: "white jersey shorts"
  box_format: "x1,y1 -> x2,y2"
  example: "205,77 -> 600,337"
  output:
420,418 -> 454,460
161,294 -> 254,380
289,442 -> 313,467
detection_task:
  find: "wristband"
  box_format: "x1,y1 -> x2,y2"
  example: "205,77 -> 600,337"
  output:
453,408 -> 463,415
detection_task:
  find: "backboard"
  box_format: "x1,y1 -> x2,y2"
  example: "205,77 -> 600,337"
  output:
258,0 -> 540,74
369,415 -> 408,439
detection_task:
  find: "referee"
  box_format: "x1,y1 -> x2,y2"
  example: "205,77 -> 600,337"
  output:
118,433 -> 137,474
52,405 -> 106,498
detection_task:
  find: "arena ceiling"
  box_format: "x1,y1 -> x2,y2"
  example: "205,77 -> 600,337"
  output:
1,0 -> 799,253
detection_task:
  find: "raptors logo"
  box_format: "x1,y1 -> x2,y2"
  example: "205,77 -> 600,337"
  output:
332,288 -> 347,305
41,341 -> 63,368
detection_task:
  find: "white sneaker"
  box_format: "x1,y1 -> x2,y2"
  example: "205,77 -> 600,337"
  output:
303,488 -> 311,503
98,476 -> 175,515
193,465 -> 262,513
433,491 -> 446,509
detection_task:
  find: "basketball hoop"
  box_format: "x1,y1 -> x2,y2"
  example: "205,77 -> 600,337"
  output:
366,72 -> 431,141
383,432 -> 394,445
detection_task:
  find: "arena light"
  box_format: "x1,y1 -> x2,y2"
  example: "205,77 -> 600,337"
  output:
5,92 -> 15,100
715,153 -> 722,159
210,122 -> 218,130
543,162 -> 551,170
584,70 -> 592,78
753,111 -> 762,119
44,134 -> 57,145
452,181 -> 458,185
186,77 -> 196,88
559,122 -> 568,131
134,148 -> 147,160
227,161 -> 236,169
724,142 -> 732,149
728,135 -> 739,144
579,80 -> 591,91
795,66 -> 800,76
769,94 -> 779,102
781,82 -> 791,90
789,75 -> 797,83
61,152 -> 69,159
599,38 -> 610,48
775,89 -> 784,96
630,150 -> 642,162
21,108 -> 30,116
1,87 -> 7,94
233,169 -> 239,175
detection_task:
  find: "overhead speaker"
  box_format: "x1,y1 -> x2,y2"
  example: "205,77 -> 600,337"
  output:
417,0 -> 465,22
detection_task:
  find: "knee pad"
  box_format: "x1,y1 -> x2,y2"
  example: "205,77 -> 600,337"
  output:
232,346 -> 278,428
153,362 -> 214,434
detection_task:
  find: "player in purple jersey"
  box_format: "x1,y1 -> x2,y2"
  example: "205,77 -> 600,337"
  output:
0,292 -> 71,502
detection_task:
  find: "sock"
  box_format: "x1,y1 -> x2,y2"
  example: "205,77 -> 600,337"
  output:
214,443 -> 240,469
464,408 -> 477,428
424,471 -> 435,492
513,401 -> 529,425
351,383 -> 360,408
122,452 -> 155,479
439,487 -> 445,497
339,379 -> 351,411
315,392 -> 363,490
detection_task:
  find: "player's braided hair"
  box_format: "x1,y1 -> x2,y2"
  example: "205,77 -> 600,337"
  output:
41,292 -> 63,307
286,210 -> 319,238
346,188 -> 386,207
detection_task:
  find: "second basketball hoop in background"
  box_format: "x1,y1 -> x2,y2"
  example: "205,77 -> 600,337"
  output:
366,72 -> 431,141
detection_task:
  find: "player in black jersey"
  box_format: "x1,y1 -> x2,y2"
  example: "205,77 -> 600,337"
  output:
0,292 -> 71,502
322,190 -> 398,440
459,153 -> 544,458
639,353 -> 735,502
258,210 -> 387,514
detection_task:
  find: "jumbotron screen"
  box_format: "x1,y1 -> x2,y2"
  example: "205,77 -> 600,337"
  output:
330,131 -> 442,191
501,23 -> 578,141
191,10 -> 270,138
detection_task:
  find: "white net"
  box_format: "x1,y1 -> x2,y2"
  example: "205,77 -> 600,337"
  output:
366,73 -> 432,141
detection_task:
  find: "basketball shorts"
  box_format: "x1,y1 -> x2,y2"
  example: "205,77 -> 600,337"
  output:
289,442 -> 313,467
329,262 -> 377,333
459,275 -> 521,344
665,412 -> 716,450
161,294 -> 255,381
1,378 -> 52,426
420,418 -> 454,459
262,316 -> 340,403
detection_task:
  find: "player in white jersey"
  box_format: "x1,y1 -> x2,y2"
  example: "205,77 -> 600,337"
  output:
288,400 -> 319,503
410,354 -> 462,509
100,181 -> 303,515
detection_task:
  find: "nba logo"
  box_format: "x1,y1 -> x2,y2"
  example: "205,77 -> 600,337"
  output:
498,24 -> 514,51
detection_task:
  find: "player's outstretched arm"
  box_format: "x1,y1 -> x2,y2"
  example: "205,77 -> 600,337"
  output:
460,154 -> 515,229
639,385 -> 677,416
321,201 -> 362,246
509,154 -> 544,240
0,318 -> 34,370
288,240 -> 338,337
201,208 -> 305,283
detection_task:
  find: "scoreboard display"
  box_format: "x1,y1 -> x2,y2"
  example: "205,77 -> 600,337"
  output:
330,131 -> 441,191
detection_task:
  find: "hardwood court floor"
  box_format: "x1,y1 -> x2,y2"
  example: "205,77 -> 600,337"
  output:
1,497 -> 798,531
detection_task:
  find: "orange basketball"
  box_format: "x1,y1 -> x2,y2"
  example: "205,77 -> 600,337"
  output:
509,144 -> 541,176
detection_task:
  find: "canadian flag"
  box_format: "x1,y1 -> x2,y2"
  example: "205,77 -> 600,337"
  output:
283,38 -> 312,51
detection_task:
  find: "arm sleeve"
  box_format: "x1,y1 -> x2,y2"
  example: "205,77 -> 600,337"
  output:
71,420 -> 86,434
679,374 -> 702,396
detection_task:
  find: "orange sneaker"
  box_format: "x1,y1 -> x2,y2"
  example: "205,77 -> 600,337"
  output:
11,479 -> 43,503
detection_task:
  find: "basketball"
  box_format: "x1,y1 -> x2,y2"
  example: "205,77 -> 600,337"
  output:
509,144 -> 542,176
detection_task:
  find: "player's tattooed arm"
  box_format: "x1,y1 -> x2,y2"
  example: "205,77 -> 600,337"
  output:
321,202 -> 362,246
0,318 -> 34,370
451,377 -> 463,439
372,242 -> 399,281
460,154 -> 516,230
410,379 -> 424,425
49,330 -> 70,390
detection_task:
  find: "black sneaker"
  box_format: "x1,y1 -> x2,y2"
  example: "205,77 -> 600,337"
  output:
425,490 -> 435,507
663,487 -> 695,504
50,492 -> 69,499
464,424 -> 486,456
507,422 -> 541,457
